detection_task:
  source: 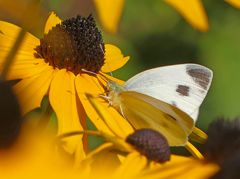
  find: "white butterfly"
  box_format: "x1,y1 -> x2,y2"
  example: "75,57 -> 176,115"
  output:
105,63 -> 213,146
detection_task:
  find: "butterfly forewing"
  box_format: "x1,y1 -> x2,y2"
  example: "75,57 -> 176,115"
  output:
123,64 -> 213,121
118,91 -> 194,146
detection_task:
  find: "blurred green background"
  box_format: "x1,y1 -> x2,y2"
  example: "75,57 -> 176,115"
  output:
1,0 -> 240,131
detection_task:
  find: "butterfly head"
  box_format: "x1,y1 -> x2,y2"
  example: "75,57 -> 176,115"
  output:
107,80 -> 125,93
102,80 -> 125,110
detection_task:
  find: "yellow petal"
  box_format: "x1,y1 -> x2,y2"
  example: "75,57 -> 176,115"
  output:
102,73 -> 125,85
143,155 -> 219,179
165,0 -> 209,31
4,61 -> 50,80
44,12 -> 61,34
13,66 -> 55,114
226,0 -> 240,8
75,74 -> 133,138
114,152 -> 147,178
94,0 -> 125,33
0,21 -> 47,80
101,44 -> 130,73
0,21 -> 39,48
49,69 -> 85,156
87,143 -> 121,178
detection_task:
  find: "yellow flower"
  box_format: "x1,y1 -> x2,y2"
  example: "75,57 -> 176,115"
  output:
94,0 -> 240,33
138,155 -> 219,179
0,123 -> 219,179
58,129 -> 218,179
0,12 -> 132,155
94,0 -> 208,33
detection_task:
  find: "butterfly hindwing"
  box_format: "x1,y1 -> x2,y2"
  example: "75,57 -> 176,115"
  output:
118,91 -> 194,146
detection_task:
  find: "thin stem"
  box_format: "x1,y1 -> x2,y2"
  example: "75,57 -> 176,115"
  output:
57,130 -> 102,140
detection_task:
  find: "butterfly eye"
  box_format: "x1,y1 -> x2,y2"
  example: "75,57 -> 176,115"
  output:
126,129 -> 171,163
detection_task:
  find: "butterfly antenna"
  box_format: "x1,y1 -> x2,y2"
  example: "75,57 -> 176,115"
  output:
81,68 -> 98,76
81,68 -> 109,83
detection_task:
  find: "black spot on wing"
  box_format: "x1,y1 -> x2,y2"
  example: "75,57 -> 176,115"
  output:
176,85 -> 190,96
186,65 -> 211,90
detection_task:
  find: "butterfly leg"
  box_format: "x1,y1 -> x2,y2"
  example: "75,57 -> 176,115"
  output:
119,104 -> 126,118
98,94 -> 113,106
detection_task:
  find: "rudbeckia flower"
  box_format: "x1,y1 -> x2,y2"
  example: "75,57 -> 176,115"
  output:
0,12 -> 133,155
58,127 -> 218,179
94,0 -> 240,33
94,0 -> 209,33
0,124 -> 218,179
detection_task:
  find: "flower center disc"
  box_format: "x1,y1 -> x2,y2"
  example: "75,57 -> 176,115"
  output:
35,15 -> 105,74
126,129 -> 170,163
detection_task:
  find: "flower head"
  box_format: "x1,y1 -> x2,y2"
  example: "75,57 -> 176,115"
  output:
0,12 -> 131,155
35,15 -> 105,74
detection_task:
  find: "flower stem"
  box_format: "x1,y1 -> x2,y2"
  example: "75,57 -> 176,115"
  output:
57,130 -> 102,140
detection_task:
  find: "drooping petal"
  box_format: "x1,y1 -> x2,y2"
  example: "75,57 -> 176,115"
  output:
226,0 -> 240,8
94,0 -> 125,33
101,44 -> 130,73
75,74 -> 133,138
165,0 -> 209,32
13,66 -> 55,115
49,69 -> 85,157
44,12 -> 62,34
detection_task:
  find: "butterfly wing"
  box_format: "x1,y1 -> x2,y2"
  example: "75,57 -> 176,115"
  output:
118,91 -> 194,146
123,64 -> 213,121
